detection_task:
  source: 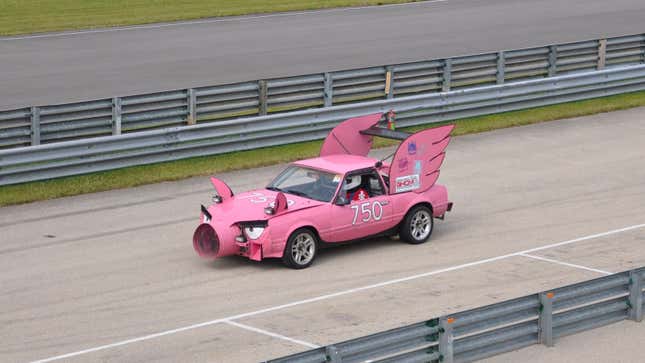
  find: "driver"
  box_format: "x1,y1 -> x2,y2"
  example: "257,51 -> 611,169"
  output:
344,175 -> 369,202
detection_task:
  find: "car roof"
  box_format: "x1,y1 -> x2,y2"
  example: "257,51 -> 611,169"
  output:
294,154 -> 379,174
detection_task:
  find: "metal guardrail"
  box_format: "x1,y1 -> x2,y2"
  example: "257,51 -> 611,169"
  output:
1,64 -> 645,186
1,33 -> 644,149
265,266 -> 645,363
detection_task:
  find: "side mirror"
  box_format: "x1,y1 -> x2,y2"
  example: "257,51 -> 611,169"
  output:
334,195 -> 350,206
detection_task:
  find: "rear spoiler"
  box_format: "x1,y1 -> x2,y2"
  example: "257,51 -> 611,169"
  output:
359,110 -> 410,140
359,126 -> 410,140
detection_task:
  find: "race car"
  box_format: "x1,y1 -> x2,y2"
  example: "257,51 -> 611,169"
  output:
193,112 -> 453,269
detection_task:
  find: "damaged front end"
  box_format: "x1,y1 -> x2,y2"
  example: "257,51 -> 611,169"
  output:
192,176 -> 300,262
193,196 -> 273,261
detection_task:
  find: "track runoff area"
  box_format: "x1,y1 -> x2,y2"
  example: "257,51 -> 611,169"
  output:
1,107 -> 644,363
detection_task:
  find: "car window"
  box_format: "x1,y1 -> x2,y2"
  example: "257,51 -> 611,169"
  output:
341,169 -> 386,202
268,166 -> 340,202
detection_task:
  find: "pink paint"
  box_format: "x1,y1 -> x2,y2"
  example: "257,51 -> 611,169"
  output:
210,176 -> 233,200
193,113 -> 454,266
388,125 -> 453,194
319,113 -> 381,156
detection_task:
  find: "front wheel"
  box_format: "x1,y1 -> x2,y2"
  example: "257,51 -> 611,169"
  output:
282,228 -> 318,269
399,205 -> 433,244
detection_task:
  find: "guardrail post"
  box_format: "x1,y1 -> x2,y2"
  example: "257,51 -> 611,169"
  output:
112,97 -> 122,135
30,106 -> 40,146
641,34 -> 645,63
597,39 -> 607,70
539,292 -> 554,347
324,72 -> 333,107
385,66 -> 395,99
438,316 -> 454,363
258,80 -> 268,115
496,51 -> 505,84
325,345 -> 341,362
548,45 -> 558,77
442,59 -> 452,92
628,270 -> 643,322
187,88 -> 197,125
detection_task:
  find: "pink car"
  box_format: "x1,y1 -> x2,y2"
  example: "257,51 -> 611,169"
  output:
193,113 -> 453,269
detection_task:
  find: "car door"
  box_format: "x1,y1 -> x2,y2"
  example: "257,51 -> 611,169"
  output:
328,169 -> 393,242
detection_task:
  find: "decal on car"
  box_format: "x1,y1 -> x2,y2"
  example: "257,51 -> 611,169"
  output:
398,157 -> 409,172
238,192 -> 295,206
414,160 -> 422,174
350,201 -> 384,225
407,141 -> 417,155
395,174 -> 420,192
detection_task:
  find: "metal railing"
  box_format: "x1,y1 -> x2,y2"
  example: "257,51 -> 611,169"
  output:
1,33 -> 643,149
1,64 -> 645,186
266,266 -> 645,363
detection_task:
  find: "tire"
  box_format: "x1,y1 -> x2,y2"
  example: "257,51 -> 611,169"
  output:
282,228 -> 318,269
399,205 -> 434,244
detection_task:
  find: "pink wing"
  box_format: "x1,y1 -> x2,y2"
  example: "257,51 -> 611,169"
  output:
319,113 -> 382,156
388,125 -> 454,194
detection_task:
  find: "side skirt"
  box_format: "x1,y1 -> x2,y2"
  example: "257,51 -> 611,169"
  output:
318,225 -> 400,248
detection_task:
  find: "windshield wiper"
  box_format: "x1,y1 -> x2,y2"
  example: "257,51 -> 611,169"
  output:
266,186 -> 282,192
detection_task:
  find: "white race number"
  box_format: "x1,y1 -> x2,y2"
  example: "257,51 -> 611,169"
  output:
351,201 -> 384,225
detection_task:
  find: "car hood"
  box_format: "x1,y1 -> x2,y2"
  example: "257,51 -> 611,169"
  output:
205,188 -> 326,225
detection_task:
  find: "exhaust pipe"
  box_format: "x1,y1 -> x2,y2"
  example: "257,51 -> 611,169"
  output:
193,224 -> 220,258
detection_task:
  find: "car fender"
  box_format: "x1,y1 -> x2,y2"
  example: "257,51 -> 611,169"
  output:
264,214 -> 324,258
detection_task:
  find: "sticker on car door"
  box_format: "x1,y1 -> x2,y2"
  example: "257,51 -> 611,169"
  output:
395,174 -> 420,192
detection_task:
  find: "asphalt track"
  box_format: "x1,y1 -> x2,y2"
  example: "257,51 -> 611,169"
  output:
2,0 -> 645,109
1,107 -> 644,362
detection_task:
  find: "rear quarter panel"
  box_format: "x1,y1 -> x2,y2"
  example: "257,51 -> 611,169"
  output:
391,184 -> 450,224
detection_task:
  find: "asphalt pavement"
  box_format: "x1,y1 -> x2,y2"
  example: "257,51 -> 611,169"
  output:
1,0 -> 645,109
1,108 -> 644,362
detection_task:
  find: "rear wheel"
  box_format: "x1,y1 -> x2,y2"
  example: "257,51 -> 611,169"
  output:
282,228 -> 318,269
399,205 -> 433,244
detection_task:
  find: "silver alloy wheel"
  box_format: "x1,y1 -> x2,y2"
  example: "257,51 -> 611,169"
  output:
410,210 -> 432,240
291,232 -> 315,265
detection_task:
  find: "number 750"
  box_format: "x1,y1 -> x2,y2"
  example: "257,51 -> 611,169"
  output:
350,201 -> 384,225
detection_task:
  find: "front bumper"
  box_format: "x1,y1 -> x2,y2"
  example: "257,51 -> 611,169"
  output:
193,222 -> 268,261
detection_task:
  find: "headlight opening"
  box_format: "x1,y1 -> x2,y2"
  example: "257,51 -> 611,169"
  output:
243,226 -> 265,240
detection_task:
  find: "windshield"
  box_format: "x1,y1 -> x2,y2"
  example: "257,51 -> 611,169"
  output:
267,166 -> 341,202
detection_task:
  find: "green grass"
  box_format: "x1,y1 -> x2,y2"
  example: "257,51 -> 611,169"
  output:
0,0 -> 417,36
1,90 -> 645,206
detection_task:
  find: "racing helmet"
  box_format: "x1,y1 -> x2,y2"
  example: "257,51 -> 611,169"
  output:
343,175 -> 362,190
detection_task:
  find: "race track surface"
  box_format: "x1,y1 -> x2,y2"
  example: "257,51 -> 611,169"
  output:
1,108 -> 644,362
1,0 -> 645,109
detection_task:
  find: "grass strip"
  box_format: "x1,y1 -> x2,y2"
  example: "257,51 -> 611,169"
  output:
1,0 -> 417,36
1,90 -> 645,206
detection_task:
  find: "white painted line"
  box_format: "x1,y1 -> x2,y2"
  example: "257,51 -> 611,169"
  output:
2,0 -> 448,41
519,253 -> 612,275
225,320 -> 319,349
30,222 -> 645,363
30,318 -> 229,363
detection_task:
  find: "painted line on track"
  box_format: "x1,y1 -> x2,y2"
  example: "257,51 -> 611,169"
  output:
2,0 -> 449,41
30,222 -> 645,363
224,320 -> 320,349
519,253 -> 613,275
